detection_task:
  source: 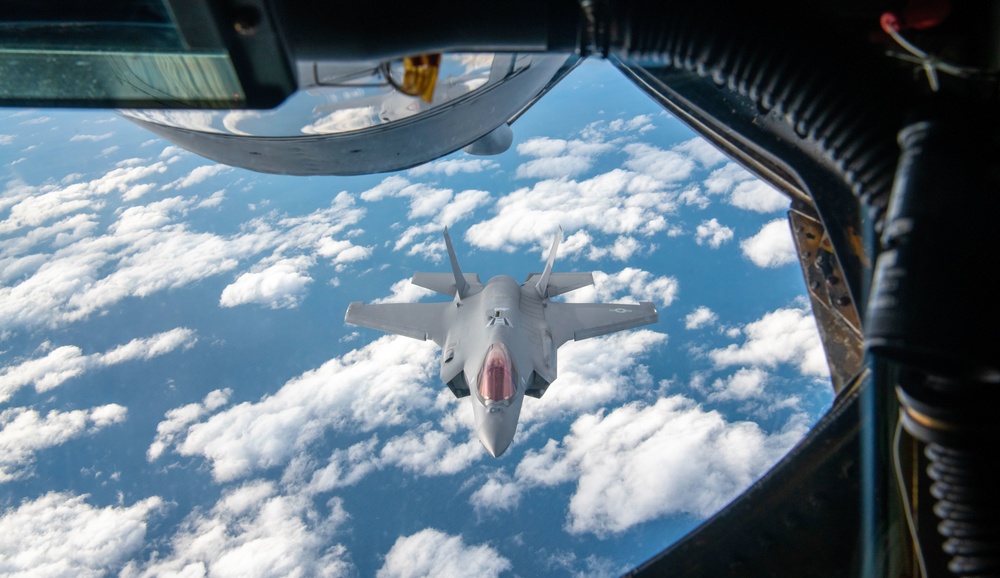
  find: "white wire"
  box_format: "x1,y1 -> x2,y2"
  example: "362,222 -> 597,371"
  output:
893,418 -> 929,578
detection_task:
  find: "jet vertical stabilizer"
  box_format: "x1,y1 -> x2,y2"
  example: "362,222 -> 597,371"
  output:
535,226 -> 563,299
443,227 -> 469,300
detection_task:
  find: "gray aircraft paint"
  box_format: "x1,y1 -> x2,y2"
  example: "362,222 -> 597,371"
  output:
345,228 -> 658,457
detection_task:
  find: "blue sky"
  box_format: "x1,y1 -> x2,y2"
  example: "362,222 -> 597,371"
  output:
0,58 -> 832,577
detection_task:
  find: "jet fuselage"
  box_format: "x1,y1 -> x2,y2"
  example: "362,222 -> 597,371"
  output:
453,275 -> 530,457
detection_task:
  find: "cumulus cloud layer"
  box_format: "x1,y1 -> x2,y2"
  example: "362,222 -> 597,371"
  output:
465,170 -> 673,258
125,481 -> 351,578
521,330 -> 667,424
147,388 -> 231,461
169,336 -> 439,482
0,328 -> 197,403
372,278 -> 436,304
407,158 -> 499,177
514,396 -> 808,535
729,181 -> 789,213
562,268 -> 679,308
0,405 -> 127,481
377,528 -> 511,578
709,306 -> 828,377
0,492 -> 163,577
515,137 -> 611,179
359,176 -> 490,258
220,257 -> 314,309
1,166 -> 368,333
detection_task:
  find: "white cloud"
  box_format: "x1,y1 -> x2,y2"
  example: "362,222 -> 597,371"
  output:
610,114 -> 655,133
579,114 -> 656,141
379,429 -> 483,476
173,336 -> 438,482
0,405 -> 127,482
360,177 -> 456,219
520,329 -> 666,429
470,476 -> 521,514
562,268 -> 679,308
0,161 -> 169,235
514,396 -> 808,536
373,278 -> 436,304
316,238 -> 373,264
704,162 -> 754,195
359,177 -> 491,253
729,180 -> 789,213
623,143 -> 695,182
0,328 -> 197,403
393,189 -> 492,254
302,106 -> 379,133
587,236 -> 641,261
707,367 -> 769,402
220,257 -> 314,309
0,184 -> 365,332
685,306 -> 718,329
674,137 -> 728,167
69,133 -> 114,142
196,190 -> 226,208
515,137 -> 610,179
0,346 -> 87,401
678,185 -> 710,209
125,481 -> 352,578
465,170 -> 674,258
148,388 -> 231,461
695,218 -> 734,248
377,528 -> 511,578
96,327 -> 198,366
709,306 -> 828,377
306,437 -> 381,493
407,158 -> 499,177
0,492 -> 163,577
740,218 -> 796,267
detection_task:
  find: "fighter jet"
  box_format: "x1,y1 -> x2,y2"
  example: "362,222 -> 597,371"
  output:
344,228 -> 658,457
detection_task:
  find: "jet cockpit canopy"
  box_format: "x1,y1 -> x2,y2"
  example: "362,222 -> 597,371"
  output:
477,343 -> 517,407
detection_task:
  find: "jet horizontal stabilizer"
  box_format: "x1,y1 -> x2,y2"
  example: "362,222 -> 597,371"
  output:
522,272 -> 594,297
413,272 -> 483,297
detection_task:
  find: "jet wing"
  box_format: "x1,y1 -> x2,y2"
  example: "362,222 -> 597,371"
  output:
345,302 -> 452,346
546,301 -> 658,347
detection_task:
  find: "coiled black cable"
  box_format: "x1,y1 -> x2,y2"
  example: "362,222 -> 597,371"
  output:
925,442 -> 1000,576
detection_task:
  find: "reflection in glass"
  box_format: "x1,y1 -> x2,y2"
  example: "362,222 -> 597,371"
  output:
121,53 -> 520,137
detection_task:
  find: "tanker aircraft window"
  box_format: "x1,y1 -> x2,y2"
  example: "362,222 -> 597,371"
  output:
0,21 -> 843,574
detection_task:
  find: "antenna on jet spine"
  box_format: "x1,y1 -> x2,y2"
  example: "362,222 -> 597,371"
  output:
535,226 -> 563,299
443,227 -> 469,300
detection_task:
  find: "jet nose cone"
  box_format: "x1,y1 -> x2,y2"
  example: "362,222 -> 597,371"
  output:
472,394 -> 523,458
478,406 -> 515,458
481,429 -> 512,458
